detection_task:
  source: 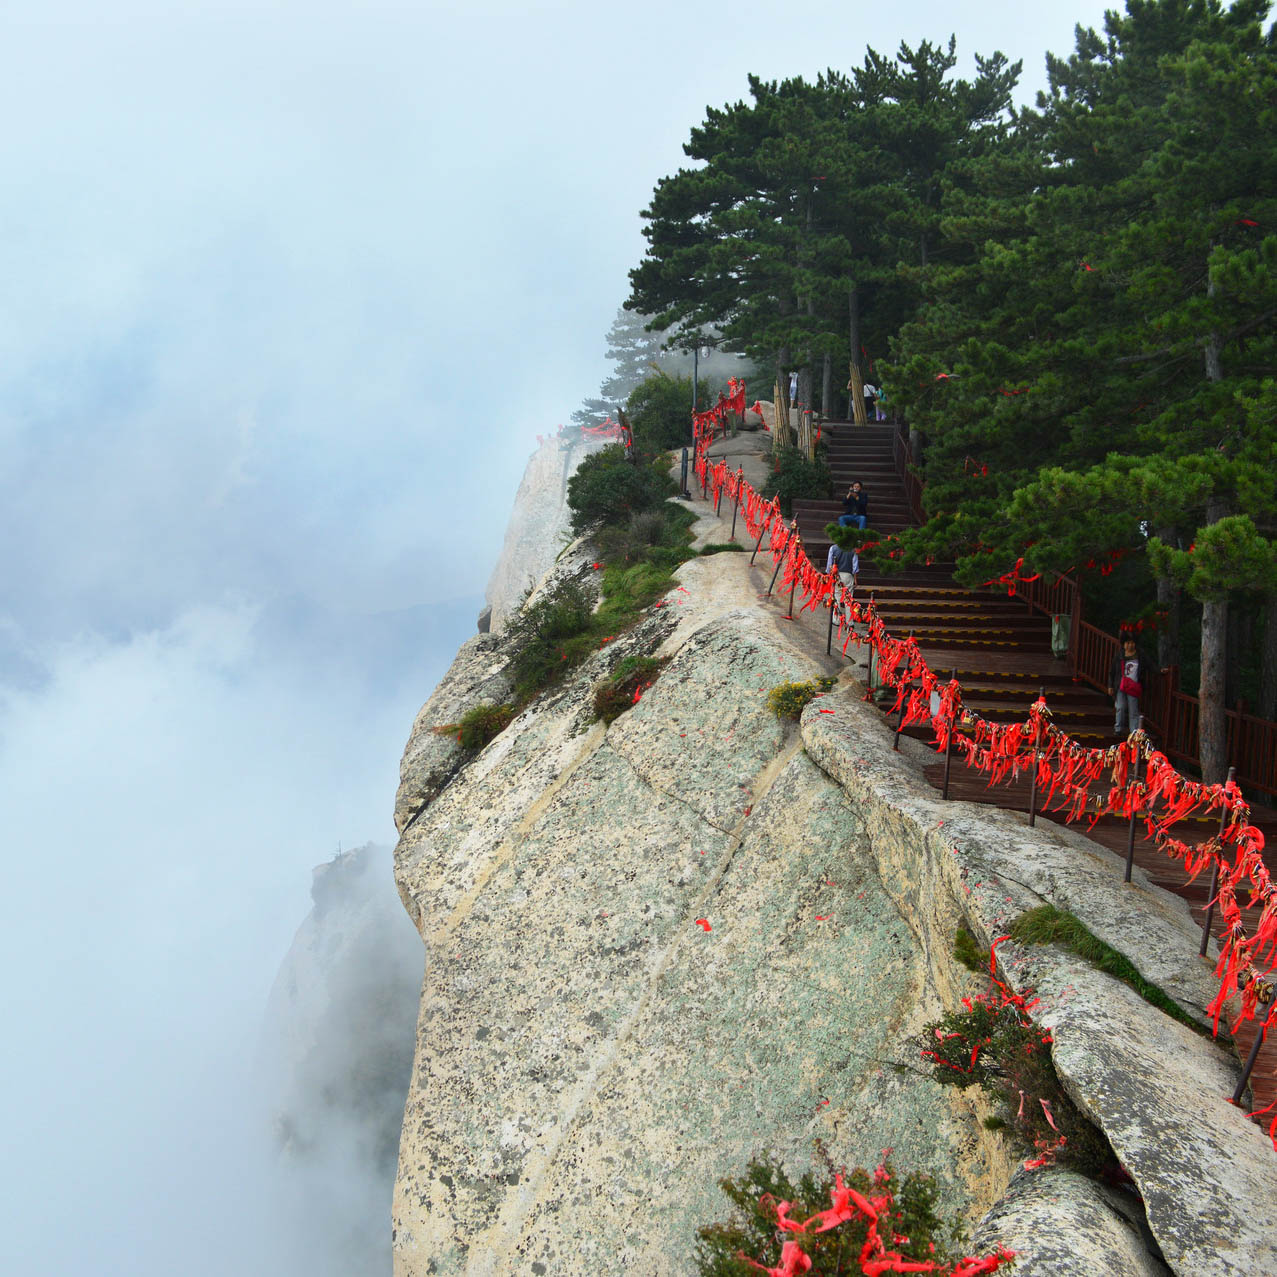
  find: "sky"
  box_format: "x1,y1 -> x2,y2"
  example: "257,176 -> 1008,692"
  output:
0,1 -> 1118,1272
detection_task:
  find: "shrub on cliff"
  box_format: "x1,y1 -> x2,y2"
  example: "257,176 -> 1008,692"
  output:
432,702 -> 515,750
760,445 -> 832,517
594,504 -> 696,570
921,941 -> 1115,1179
504,577 -> 596,699
593,655 -> 667,723
767,678 -> 835,720
625,373 -> 702,452
567,444 -> 676,533
694,1150 -> 1007,1276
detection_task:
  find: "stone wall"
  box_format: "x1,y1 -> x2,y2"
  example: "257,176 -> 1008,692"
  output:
391,548 -> 1276,1276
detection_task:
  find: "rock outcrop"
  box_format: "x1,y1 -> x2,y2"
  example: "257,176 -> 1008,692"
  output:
483,432 -> 607,632
391,544 -> 1277,1276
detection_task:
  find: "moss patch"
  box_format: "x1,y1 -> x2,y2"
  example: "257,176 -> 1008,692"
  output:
952,925 -> 986,973
767,678 -> 836,720
1008,904 -> 1207,1036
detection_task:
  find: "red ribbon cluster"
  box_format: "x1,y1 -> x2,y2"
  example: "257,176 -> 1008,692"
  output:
740,1164 -> 1015,1276
979,556 -> 1040,597
693,377 -> 748,444
580,417 -> 629,441
694,441 -> 1277,1145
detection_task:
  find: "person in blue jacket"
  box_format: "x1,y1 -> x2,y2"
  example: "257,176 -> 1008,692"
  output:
838,481 -> 868,529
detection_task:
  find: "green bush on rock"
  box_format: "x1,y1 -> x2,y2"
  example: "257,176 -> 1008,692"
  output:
434,702 -> 515,750
761,445 -> 833,517
593,655 -> 667,723
694,1151 -> 973,1276
767,678 -> 836,720
567,444 -> 676,533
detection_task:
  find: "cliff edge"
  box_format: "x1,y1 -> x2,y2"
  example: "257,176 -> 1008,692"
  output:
391,507 -> 1276,1275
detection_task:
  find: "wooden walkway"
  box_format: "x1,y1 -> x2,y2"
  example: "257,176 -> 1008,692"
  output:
793,421 -> 1277,1129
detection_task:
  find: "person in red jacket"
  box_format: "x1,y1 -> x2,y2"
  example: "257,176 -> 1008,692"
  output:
1109,635 -> 1146,737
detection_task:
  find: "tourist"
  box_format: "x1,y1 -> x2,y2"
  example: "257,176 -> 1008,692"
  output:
861,381 -> 877,420
838,481 -> 868,529
1108,635 -> 1146,737
830,542 -> 859,611
874,385 -> 888,421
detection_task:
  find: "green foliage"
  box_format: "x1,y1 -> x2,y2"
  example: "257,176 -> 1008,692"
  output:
503,577 -> 596,702
952,925 -> 985,973
625,373 -> 702,452
567,445 -> 677,533
593,655 -> 667,724
694,1151 -> 965,1276
434,702 -> 515,750
700,542 -> 745,554
1008,905 -> 1205,1035
597,562 -> 679,625
767,678 -> 835,720
455,703 -> 514,750
921,987 -> 1115,1178
594,504 -> 696,570
760,446 -> 833,518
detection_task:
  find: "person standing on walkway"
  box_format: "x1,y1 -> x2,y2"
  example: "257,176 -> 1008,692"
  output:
1109,635 -> 1145,737
861,381 -> 878,421
874,385 -> 888,421
838,481 -> 868,529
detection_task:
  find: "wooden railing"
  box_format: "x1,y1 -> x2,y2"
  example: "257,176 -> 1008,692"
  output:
891,424 -> 925,524
1019,575 -> 1277,798
891,432 -> 1277,798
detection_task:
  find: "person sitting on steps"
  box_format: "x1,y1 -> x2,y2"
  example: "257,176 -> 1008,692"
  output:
838,481 -> 868,529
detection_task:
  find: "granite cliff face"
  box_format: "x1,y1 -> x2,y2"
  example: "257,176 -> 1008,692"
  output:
391,532 -> 1276,1275
483,433 -> 607,632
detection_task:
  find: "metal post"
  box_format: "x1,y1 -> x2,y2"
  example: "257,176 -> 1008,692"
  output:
1231,1014 -> 1269,1105
750,520 -> 768,565
1200,765 -> 1238,955
942,669 -> 957,800
715,478 -> 723,516
786,560 -> 798,618
826,572 -> 837,655
701,451 -> 709,499
1028,684 -> 1045,827
1123,716 -> 1146,883
893,633 -> 914,751
729,466 -> 742,540
680,447 -> 690,498
766,519 -> 796,596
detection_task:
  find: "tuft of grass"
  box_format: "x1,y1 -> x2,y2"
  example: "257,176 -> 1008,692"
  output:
1008,904 -> 1207,1036
982,1116 -> 1008,1131
434,702 -> 515,750
953,925 -> 986,973
767,678 -> 836,720
700,542 -> 744,555
593,655 -> 668,723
